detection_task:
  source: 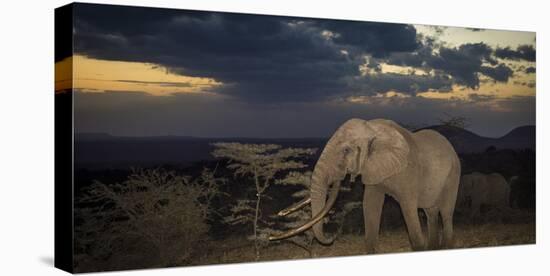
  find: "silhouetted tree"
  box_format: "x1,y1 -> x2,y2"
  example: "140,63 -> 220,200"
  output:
438,112 -> 471,129
212,143 -> 316,260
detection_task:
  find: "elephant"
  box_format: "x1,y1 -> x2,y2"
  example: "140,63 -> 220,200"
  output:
457,172 -> 510,217
269,118 -> 461,252
509,175 -> 520,208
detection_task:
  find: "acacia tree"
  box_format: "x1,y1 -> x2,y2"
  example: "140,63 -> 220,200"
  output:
74,168 -> 224,270
439,112 -> 471,129
211,143 -> 316,260
273,171 -> 315,255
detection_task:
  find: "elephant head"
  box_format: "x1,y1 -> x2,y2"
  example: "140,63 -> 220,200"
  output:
270,118 -> 410,243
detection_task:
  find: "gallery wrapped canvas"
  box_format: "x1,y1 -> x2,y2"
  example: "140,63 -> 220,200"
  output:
55,3 -> 536,273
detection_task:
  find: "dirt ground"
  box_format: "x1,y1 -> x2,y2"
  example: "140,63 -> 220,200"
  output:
195,220 -> 535,265
74,210 -> 535,272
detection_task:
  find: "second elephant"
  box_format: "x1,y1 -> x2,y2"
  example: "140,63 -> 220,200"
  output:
458,172 -> 510,216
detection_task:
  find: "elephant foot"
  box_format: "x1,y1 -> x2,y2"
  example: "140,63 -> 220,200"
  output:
364,239 -> 379,254
364,248 -> 376,255
427,242 -> 440,251
442,239 -> 455,249
411,244 -> 427,251
409,238 -> 427,251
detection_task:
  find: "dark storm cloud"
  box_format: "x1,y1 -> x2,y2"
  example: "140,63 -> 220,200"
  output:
318,21 -> 420,57
426,43 -> 498,88
525,66 -> 536,74
71,3 -> 451,102
479,64 -> 514,82
386,42 -> 516,88
495,45 -> 536,62
386,40 -> 435,68
71,4 -> 355,101
386,52 -> 423,68
72,3 -> 532,103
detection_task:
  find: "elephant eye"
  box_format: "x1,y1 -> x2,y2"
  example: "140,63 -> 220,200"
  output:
343,147 -> 351,155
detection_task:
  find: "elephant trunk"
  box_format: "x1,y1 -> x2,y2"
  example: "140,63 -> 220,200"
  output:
268,138 -> 342,243
310,141 -> 341,244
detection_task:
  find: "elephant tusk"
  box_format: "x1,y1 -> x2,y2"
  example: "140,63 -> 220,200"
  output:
269,202 -> 329,241
269,181 -> 340,242
277,197 -> 311,216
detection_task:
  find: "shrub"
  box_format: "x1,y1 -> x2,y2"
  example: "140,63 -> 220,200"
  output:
75,168 -> 223,271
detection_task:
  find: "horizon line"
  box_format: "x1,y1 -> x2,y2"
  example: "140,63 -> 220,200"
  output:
75,124 -> 535,140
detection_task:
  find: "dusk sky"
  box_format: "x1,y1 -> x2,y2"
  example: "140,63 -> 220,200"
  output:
56,3 -> 536,138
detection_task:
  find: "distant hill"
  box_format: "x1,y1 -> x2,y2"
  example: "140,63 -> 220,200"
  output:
420,125 -> 535,153
74,126 -> 534,169
76,132 -> 115,141
74,134 -> 326,169
76,133 -> 197,141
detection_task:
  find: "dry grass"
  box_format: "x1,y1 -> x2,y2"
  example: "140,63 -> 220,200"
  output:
194,220 -> 535,265
75,210 -> 535,271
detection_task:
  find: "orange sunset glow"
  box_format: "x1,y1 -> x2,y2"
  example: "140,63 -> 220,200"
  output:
55,55 -> 222,95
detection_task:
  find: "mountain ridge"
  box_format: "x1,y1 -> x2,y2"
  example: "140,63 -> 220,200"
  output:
420,125 -> 535,153
74,125 -> 535,169
76,125 -> 535,143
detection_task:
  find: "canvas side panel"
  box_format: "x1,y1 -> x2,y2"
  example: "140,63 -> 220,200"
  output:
54,3 -> 74,273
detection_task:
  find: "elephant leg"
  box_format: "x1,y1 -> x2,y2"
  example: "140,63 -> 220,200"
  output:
400,200 -> 426,251
424,207 -> 440,250
438,163 -> 459,248
439,193 -> 456,248
440,209 -> 454,248
470,199 -> 480,221
438,186 -> 458,248
363,186 -> 385,254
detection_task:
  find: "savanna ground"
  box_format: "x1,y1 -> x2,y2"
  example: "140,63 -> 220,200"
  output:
75,206 -> 535,272
74,179 -> 535,273
193,210 -> 535,265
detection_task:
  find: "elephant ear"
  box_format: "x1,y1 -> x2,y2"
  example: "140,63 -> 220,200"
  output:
360,120 -> 410,185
